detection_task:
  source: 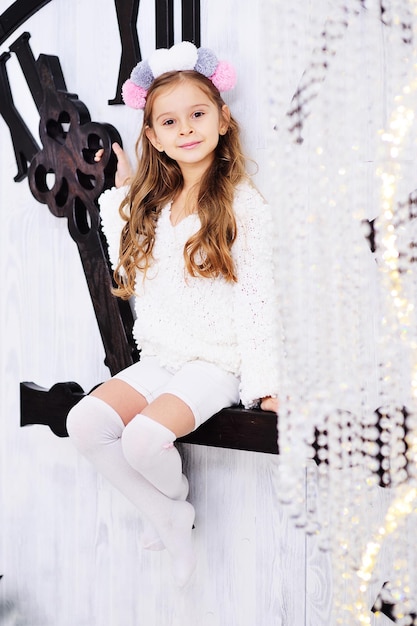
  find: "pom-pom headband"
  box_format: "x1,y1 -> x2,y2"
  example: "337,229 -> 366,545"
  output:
122,41 -> 236,110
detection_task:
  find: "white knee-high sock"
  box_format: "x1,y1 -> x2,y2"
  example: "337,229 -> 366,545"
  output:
121,414 -> 189,551
66,396 -> 196,586
121,414 -> 188,500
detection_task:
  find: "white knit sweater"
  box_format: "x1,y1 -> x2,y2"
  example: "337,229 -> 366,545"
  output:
99,180 -> 280,408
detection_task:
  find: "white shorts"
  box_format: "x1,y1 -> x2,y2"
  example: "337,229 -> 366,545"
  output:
113,357 -> 240,430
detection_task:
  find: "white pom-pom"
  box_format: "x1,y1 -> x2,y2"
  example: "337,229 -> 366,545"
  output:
148,41 -> 198,78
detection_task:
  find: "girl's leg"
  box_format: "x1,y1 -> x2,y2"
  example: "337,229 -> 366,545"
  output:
90,378 -> 171,550
89,378 -> 148,425
120,360 -> 240,504
92,380 -> 193,515
90,367 -> 192,549
121,393 -> 195,500
66,390 -> 196,586
67,360 -> 239,585
117,363 -> 239,554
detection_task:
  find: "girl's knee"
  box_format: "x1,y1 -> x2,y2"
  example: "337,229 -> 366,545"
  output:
66,395 -> 123,452
121,414 -> 176,471
66,398 -> 91,444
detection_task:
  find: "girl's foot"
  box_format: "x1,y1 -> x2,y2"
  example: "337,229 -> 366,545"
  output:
159,500 -> 196,587
141,520 -> 165,551
141,475 -> 189,552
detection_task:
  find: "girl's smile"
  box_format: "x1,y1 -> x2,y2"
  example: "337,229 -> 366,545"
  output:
179,141 -> 202,149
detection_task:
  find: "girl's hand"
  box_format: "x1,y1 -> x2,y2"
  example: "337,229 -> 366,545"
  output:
94,142 -> 133,189
260,396 -> 279,413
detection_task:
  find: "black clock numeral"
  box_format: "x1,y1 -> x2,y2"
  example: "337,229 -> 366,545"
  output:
181,0 -> 200,46
110,0 -> 201,105
156,0 -> 174,49
109,0 -> 141,105
0,30 -> 68,182
0,50 -> 39,182
9,31 -> 44,108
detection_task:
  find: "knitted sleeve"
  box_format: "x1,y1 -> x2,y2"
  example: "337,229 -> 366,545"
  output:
98,185 -> 130,271
233,186 -> 281,408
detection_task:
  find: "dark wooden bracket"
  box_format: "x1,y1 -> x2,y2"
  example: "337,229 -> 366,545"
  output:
20,382 -> 85,438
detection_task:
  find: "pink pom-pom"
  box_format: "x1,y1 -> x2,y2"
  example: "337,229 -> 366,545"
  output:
210,61 -> 236,92
122,79 -> 148,109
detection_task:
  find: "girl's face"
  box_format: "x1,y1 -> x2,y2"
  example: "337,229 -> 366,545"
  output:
145,79 -> 230,175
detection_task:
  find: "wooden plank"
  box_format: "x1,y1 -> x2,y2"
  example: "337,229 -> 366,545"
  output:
179,406 -> 278,453
255,455 -> 307,624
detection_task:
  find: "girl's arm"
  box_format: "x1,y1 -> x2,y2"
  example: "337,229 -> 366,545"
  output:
233,186 -> 282,411
96,143 -> 133,272
98,185 -> 130,272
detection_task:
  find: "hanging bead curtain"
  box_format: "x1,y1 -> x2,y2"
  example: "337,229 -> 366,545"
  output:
263,1 -> 417,622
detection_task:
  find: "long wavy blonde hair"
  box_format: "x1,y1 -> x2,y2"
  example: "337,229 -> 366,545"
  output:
113,70 -> 247,300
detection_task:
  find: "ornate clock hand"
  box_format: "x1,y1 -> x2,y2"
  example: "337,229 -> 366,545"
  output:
28,53 -> 138,376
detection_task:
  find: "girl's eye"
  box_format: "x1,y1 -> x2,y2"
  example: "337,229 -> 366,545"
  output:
163,119 -> 175,126
193,111 -> 204,118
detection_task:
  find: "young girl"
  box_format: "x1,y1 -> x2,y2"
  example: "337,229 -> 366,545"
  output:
66,41 -> 280,587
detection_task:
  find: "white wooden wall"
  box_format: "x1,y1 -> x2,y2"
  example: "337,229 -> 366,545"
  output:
0,0 -> 403,624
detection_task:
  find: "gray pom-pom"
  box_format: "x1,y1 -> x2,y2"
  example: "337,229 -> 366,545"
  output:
131,61 -> 154,89
195,48 -> 218,77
